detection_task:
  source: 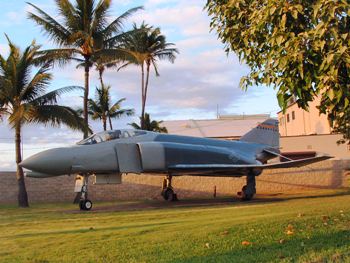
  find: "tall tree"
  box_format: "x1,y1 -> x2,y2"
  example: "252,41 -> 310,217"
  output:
206,0 -> 350,140
88,85 -> 134,130
129,113 -> 168,133
77,56 -> 122,89
27,0 -> 142,138
0,37 -> 88,207
119,23 -> 178,129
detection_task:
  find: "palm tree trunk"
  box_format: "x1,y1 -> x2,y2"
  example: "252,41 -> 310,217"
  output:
141,63 -> 145,129
83,58 -> 90,139
103,117 -> 107,131
99,68 -> 104,88
143,61 -> 151,118
15,124 -> 29,207
109,116 -> 113,130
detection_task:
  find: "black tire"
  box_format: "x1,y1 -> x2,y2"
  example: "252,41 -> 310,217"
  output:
79,199 -> 93,211
166,189 -> 175,202
83,199 -> 93,210
242,185 -> 255,201
162,188 -> 175,201
241,192 -> 254,201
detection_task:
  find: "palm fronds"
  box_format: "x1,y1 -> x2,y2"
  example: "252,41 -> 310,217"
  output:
129,113 -> 168,133
87,85 -> 134,130
118,22 -> 178,129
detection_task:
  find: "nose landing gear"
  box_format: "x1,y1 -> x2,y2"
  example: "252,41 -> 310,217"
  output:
161,175 -> 178,201
79,175 -> 93,211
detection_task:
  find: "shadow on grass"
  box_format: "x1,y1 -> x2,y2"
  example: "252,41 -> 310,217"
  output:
70,189 -> 350,214
173,229 -> 350,263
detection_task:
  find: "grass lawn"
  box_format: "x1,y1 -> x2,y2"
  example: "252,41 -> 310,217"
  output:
1,190 -> 350,263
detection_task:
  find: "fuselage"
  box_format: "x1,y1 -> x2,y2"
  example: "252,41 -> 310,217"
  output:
20,129 -> 279,177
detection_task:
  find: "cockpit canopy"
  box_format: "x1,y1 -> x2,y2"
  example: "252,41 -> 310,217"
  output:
77,130 -> 147,145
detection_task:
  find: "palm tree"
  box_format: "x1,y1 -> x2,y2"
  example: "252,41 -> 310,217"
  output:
27,0 -> 142,138
77,56 -> 122,90
88,85 -> 134,131
119,23 -> 178,129
129,113 -> 168,133
0,37 -> 88,207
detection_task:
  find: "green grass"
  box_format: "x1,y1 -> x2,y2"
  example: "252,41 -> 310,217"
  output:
1,190 -> 350,263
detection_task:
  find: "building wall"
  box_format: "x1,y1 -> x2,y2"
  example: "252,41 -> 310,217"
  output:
278,97 -> 331,136
1,160 -> 349,204
280,134 -> 350,159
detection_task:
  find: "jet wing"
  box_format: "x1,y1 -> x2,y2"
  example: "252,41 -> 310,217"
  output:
168,155 -> 332,176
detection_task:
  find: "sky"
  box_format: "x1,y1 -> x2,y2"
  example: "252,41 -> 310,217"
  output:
0,0 -> 280,170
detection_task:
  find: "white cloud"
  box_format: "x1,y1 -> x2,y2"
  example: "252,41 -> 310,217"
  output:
0,0 -> 280,170
6,12 -> 23,24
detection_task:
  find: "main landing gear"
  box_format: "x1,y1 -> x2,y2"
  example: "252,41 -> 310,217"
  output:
238,169 -> 259,201
79,175 -> 93,211
161,175 -> 178,201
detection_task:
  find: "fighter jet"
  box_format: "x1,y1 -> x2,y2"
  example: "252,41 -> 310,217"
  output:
20,119 -> 331,210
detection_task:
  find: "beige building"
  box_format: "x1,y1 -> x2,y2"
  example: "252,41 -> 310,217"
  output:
163,113 -> 349,159
163,114 -> 271,140
275,96 -> 349,159
277,96 -> 331,136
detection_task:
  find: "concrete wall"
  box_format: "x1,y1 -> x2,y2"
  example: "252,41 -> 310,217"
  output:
1,160 -> 349,204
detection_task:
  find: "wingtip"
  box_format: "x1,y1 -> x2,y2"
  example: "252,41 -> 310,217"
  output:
317,154 -> 334,160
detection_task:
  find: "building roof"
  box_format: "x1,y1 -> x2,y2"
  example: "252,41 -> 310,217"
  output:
163,114 -> 271,138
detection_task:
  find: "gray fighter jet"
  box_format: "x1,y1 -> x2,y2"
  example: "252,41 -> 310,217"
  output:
20,119 -> 331,210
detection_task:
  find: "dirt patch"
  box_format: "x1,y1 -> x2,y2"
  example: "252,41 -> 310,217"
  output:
65,193 -> 289,213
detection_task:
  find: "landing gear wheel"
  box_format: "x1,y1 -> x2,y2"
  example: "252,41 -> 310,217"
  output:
162,188 -> 177,201
161,175 -> 178,202
79,199 -> 93,211
240,185 -> 254,201
238,171 -> 257,201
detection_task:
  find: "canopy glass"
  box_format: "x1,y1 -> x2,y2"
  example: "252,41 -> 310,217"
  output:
77,130 -> 146,145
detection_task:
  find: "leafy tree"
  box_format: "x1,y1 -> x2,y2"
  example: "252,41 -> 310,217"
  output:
0,37 -> 88,207
206,0 -> 350,139
119,23 -> 178,129
129,113 -> 168,133
27,0 -> 142,138
88,85 -> 134,131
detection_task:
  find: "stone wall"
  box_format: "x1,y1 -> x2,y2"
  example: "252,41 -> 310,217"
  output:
1,160 -> 349,204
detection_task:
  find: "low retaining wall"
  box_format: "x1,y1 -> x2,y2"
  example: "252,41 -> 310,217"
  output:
0,160 -> 349,204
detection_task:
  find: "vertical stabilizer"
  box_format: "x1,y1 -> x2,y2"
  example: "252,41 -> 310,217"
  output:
240,119 -> 279,148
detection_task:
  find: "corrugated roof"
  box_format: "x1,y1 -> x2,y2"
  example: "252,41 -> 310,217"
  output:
163,115 -> 272,138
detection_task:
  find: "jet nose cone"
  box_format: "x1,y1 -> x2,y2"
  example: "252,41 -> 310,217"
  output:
20,148 -> 73,175
19,159 -> 32,169
19,155 -> 43,170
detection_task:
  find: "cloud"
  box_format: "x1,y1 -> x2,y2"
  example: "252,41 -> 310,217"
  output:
6,12 -> 23,24
101,47 -> 248,121
0,0 -> 280,170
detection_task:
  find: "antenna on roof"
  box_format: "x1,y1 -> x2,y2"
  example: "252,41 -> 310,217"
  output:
216,104 -> 219,119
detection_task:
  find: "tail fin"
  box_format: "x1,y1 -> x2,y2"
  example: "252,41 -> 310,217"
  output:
240,119 -> 279,148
